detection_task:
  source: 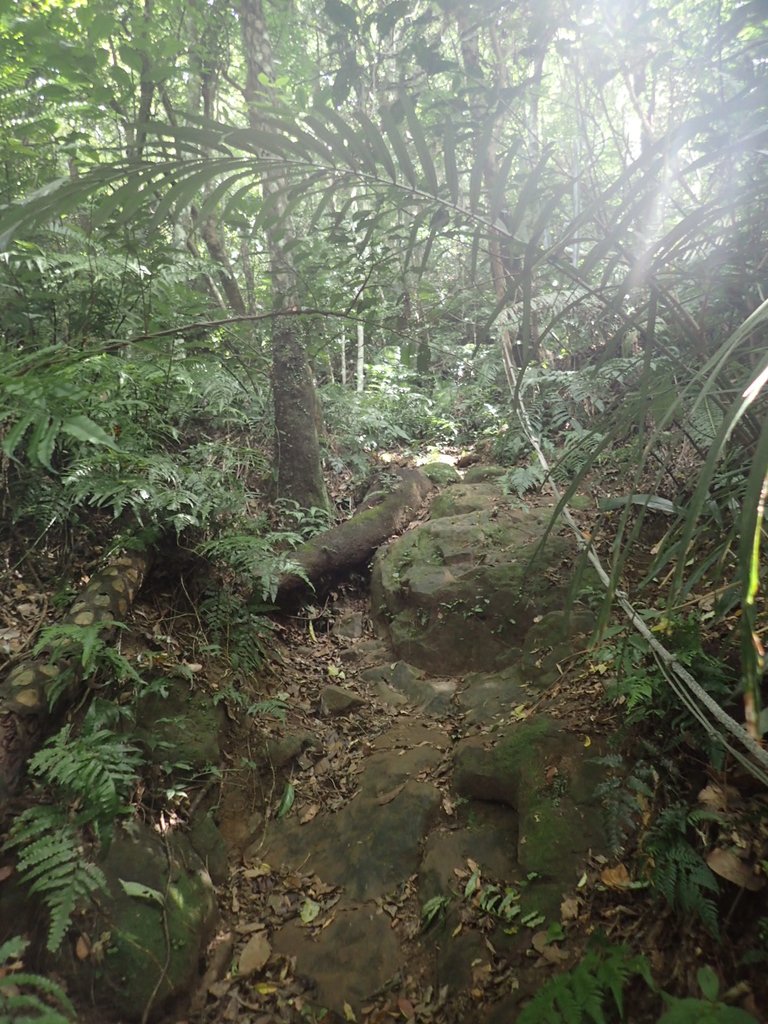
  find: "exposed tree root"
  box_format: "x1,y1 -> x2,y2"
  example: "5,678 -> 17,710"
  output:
0,548 -> 152,801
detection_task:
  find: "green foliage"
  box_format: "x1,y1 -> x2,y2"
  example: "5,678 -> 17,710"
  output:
200,586 -> 274,679
197,530 -> 305,604
463,867 -> 545,931
4,806 -> 107,953
657,966 -> 757,1023
3,721 -> 143,951
517,938 -> 653,1024
644,804 -> 721,938
0,935 -> 76,1023
274,498 -> 332,539
502,460 -> 547,497
593,755 -> 657,856
421,894 -> 450,930
33,622 -> 144,707
3,348 -> 270,542
597,615 -> 734,740
26,723 -> 143,835
517,947 -> 752,1024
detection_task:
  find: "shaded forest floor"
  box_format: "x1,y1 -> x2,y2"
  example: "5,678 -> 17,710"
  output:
1,451 -> 767,1024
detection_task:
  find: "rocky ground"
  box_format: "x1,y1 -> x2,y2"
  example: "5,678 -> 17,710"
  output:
183,473 -> 631,1024
5,468 -> 765,1024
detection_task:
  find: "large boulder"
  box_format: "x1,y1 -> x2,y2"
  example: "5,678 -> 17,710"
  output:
62,823 -> 217,1021
453,717 -> 606,916
370,492 -> 586,674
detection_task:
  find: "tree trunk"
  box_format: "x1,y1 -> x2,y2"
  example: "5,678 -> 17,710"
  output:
239,0 -> 330,511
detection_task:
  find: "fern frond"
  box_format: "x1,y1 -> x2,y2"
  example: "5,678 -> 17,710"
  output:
4,810 -> 107,952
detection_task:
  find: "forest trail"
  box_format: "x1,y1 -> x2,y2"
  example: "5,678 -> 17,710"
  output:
199,577 -> 610,1024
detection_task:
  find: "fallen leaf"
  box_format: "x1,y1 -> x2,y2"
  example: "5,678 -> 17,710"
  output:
300,898 -> 321,924
0,865 -> 13,882
343,1002 -> 357,1021
442,796 -> 455,816
583,735 -> 591,748
600,864 -> 632,889
75,935 -> 91,960
471,962 -> 492,985
238,932 -> 271,976
531,931 -> 569,962
375,783 -> 406,806
397,997 -> 416,1019
300,804 -> 319,824
243,862 -> 272,879
706,848 -> 765,891
560,897 -> 580,921
698,784 -> 740,812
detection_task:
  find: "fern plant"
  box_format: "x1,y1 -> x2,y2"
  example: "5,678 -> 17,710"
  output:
517,938 -> 653,1024
657,965 -> 757,1023
593,755 -> 657,856
4,807 -> 107,953
32,622 -> 144,709
644,803 -> 721,938
197,529 -> 307,603
3,722 -> 143,950
0,935 -> 76,1023
199,587 -> 274,677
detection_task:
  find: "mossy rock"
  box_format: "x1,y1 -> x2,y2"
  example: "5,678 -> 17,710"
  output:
429,483 -> 501,519
188,811 -> 230,885
420,462 -> 462,486
494,718 -> 607,881
453,718 -> 606,894
371,504 -> 584,674
462,464 -> 507,483
136,677 -> 225,772
65,823 -> 217,1021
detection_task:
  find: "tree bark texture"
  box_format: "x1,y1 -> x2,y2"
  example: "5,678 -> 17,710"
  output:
0,549 -> 152,802
239,0 -> 330,512
276,467 -> 433,605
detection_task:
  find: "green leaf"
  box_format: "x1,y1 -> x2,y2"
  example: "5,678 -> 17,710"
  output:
119,879 -> 165,905
380,105 -> 417,188
696,966 -> 720,1002
464,869 -> 480,898
1,412 -> 36,460
61,415 -> 118,450
599,494 -> 680,515
276,781 -> 295,819
300,897 -> 321,924
399,89 -> 439,194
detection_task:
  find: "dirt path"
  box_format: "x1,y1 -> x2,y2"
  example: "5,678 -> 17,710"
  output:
199,598 -> 606,1024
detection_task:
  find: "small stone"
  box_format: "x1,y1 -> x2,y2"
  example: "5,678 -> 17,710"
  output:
263,729 -> 317,767
333,611 -> 364,639
319,685 -> 366,715
370,680 -> 410,707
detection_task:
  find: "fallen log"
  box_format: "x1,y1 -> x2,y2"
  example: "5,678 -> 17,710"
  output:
0,548 -> 152,800
276,467 -> 433,605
